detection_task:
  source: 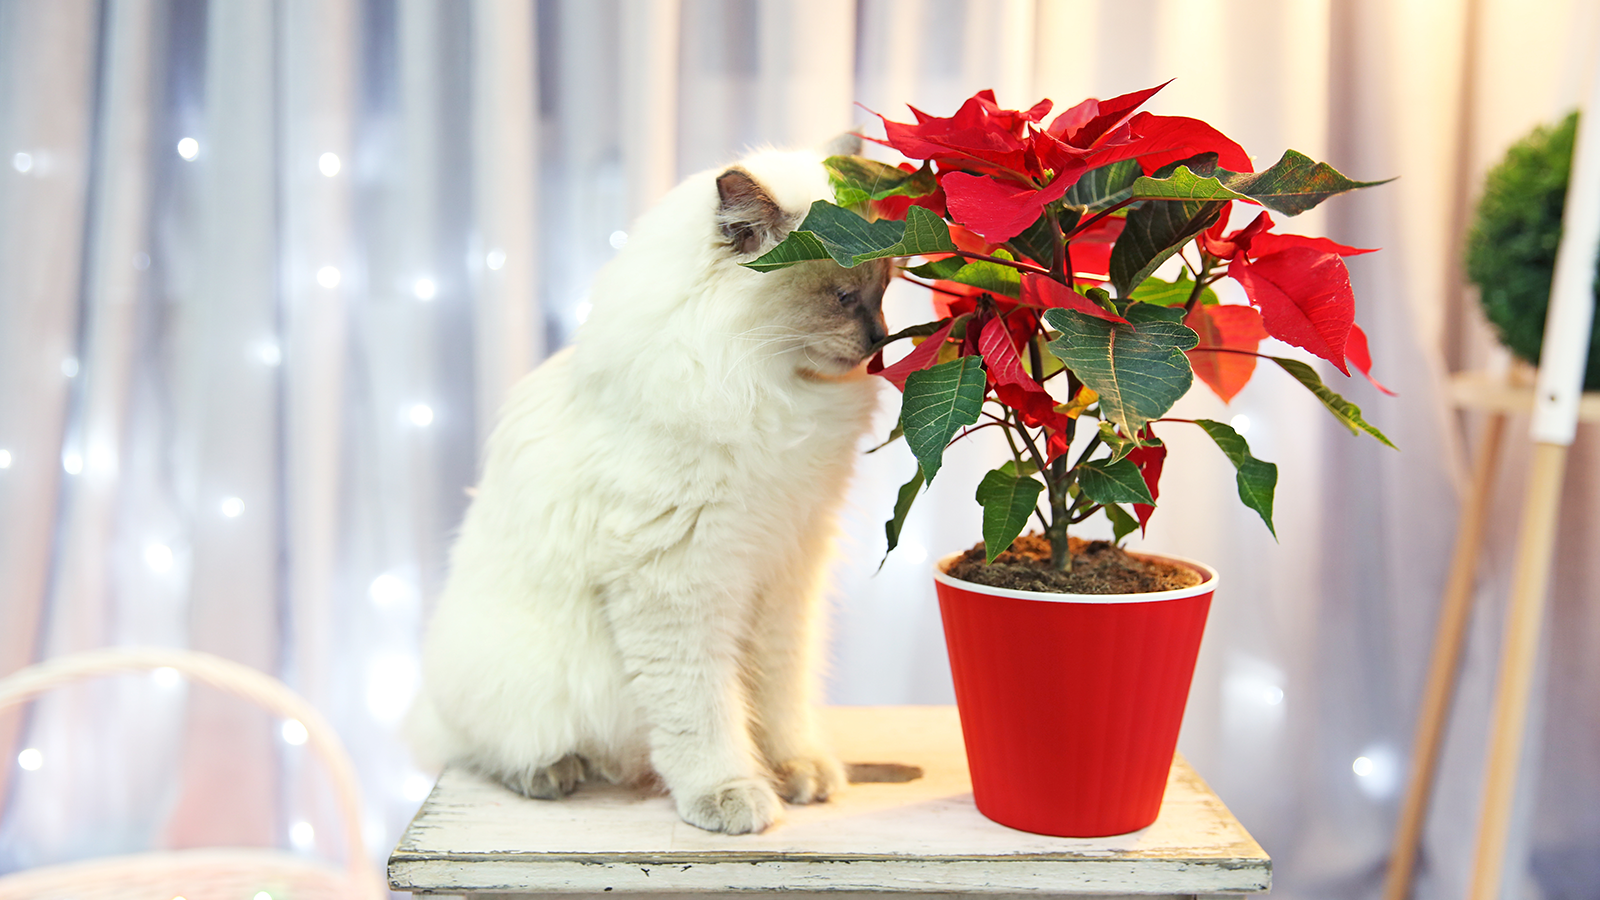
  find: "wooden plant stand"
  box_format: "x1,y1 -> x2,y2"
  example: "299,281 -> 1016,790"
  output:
1383,370 -> 1600,900
390,706 -> 1270,898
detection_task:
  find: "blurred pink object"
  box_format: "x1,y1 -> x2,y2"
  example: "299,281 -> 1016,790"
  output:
0,648 -> 385,900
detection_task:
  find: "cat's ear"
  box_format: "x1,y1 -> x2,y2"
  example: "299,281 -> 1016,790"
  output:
716,167 -> 788,255
818,131 -> 863,158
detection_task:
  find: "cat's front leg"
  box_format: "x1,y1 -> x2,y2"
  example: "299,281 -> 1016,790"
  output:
747,552 -> 847,805
604,584 -> 782,834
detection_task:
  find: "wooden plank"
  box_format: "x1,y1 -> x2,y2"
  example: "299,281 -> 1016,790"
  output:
1447,370 -> 1600,421
390,707 -> 1269,895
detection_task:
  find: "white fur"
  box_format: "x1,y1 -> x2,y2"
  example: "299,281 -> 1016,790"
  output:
408,149 -> 886,834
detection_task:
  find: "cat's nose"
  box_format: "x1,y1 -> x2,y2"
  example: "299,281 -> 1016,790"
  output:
865,315 -> 888,348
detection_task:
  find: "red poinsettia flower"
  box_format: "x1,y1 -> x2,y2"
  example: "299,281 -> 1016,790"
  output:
874,84 -> 1257,244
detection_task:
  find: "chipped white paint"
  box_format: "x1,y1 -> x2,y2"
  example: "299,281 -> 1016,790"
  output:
390,706 -> 1270,897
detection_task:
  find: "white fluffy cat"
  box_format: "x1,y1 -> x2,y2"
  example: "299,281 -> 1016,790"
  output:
406,146 -> 890,834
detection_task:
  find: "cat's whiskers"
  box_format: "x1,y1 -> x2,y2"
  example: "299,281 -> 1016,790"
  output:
718,327 -> 812,385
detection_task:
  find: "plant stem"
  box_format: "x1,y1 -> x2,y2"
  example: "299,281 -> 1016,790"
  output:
952,250 -> 1050,275
1066,198 -> 1137,239
1048,453 -> 1071,571
1183,256 -> 1215,316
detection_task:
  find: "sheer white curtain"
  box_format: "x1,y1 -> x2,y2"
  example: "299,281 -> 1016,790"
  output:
1,1 -> 1596,897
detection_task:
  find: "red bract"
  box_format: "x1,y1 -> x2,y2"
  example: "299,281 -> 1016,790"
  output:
980,318 -> 1074,459
1199,208 -> 1275,260
944,169 -> 1079,243
1064,216 -> 1125,282
1249,232 -> 1376,258
1229,246 -> 1355,374
1118,114 -> 1254,174
879,318 -> 957,391
1345,323 -> 1395,395
1021,273 -> 1129,324
1186,304 -> 1270,403
1127,433 -> 1167,532
1047,82 -> 1171,149
872,90 -> 1048,182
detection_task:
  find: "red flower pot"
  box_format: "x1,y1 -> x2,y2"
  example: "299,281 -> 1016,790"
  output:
934,552 -> 1218,837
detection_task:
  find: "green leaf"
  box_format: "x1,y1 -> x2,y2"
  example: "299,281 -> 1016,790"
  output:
1097,421 -> 1140,463
976,467 -> 1045,563
1008,214 -> 1062,268
1108,197 -> 1229,298
881,467 -> 925,568
871,317 -> 954,355
1043,304 -> 1198,435
824,157 -> 938,208
905,253 -> 1020,297
1103,502 -> 1141,543
901,356 -> 986,482
1131,165 -> 1253,204
1194,419 -> 1279,538
903,257 -> 965,280
1270,356 -> 1397,448
1063,159 -> 1143,212
1077,458 -> 1155,505
1222,150 -> 1393,217
1129,270 -> 1219,308
745,202 -> 956,272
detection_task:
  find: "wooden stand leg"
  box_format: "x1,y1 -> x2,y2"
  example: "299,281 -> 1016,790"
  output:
1382,412 -> 1507,900
1467,440 -> 1570,900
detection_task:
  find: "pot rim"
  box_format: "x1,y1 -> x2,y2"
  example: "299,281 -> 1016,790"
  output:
934,550 -> 1219,604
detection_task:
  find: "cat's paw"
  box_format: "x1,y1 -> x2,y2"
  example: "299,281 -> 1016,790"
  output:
773,754 -> 846,804
501,754 -> 587,800
678,777 -> 782,834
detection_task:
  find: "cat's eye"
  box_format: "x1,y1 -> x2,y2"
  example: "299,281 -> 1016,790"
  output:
836,289 -> 860,307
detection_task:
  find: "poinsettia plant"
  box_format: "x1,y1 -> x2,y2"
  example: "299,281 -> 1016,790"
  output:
749,83 -> 1396,572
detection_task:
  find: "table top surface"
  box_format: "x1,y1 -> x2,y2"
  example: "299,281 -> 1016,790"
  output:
390,706 -> 1270,895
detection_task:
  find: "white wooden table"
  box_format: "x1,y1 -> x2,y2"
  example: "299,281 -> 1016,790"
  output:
389,706 -> 1270,898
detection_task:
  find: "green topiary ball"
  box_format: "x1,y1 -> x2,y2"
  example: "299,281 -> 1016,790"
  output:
1464,111 -> 1600,391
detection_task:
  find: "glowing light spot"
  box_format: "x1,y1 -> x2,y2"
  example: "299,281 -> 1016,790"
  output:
17,748 -> 42,771
485,248 -> 506,271
289,820 -> 315,849
1351,745 -> 1401,798
281,719 -> 308,746
409,404 -> 434,427
369,572 -> 415,607
62,357 -> 79,378
899,540 -> 929,565
1229,414 -> 1251,435
145,543 -> 174,573
133,252 -> 151,270
12,152 -> 32,173
257,342 -> 282,367
1264,686 -> 1284,705
316,266 -> 340,288
63,453 -> 83,475
177,137 -> 199,160
153,667 -> 182,688
413,278 -> 436,301
0,449 -> 11,469
220,496 -> 245,518
318,152 -> 340,177
609,230 -> 628,250
574,301 -> 592,324
254,892 -> 273,900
